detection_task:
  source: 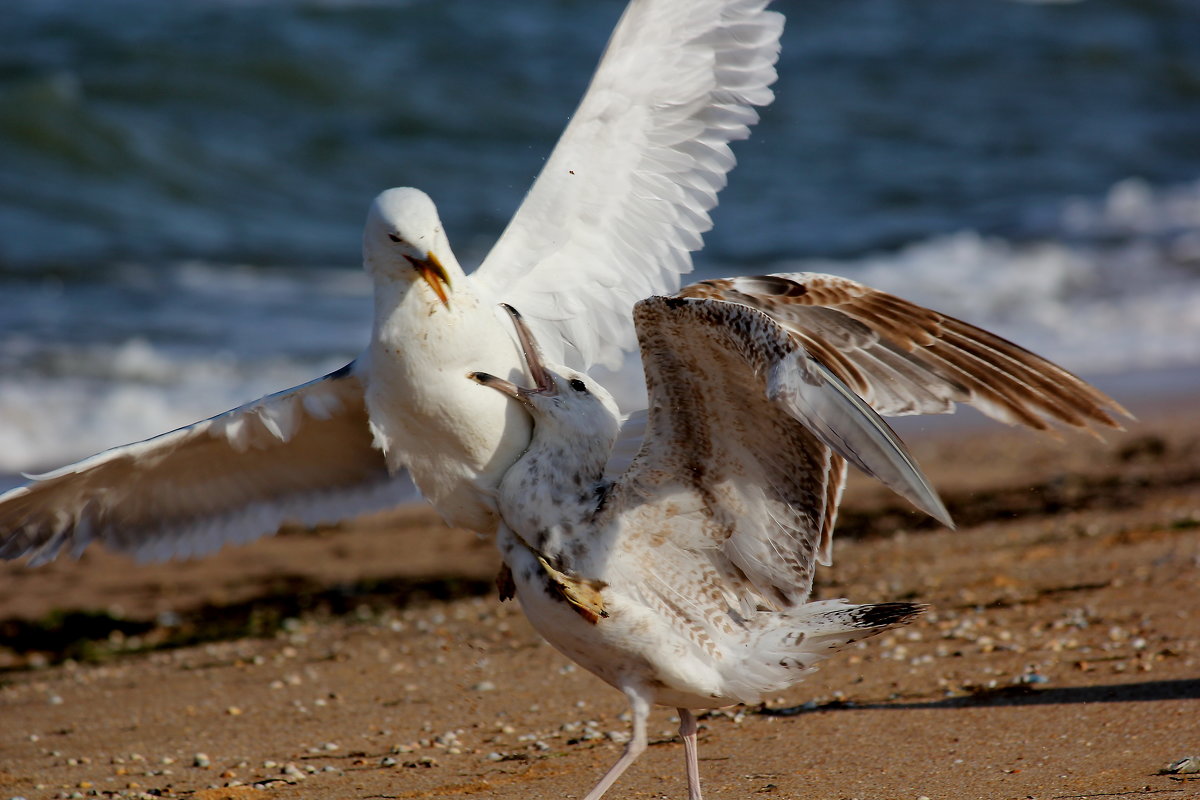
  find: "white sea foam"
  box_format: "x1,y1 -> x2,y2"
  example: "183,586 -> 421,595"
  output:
0,344 -> 346,475
0,260 -> 371,475
1059,177 -> 1200,240
2,178 -> 1198,476
764,177 -> 1200,377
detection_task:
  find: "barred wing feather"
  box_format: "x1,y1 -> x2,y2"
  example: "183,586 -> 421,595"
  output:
678,273 -> 1130,433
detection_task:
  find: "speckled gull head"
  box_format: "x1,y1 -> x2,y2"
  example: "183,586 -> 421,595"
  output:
469,304 -> 622,448
362,187 -> 461,306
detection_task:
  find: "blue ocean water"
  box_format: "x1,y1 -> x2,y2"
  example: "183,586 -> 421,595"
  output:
1,0 -> 1199,474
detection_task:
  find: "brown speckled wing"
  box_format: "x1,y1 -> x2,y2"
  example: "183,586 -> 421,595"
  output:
678,273 -> 1130,434
604,296 -> 909,610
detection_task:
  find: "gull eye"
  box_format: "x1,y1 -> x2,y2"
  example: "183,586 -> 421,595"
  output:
568,378 -> 588,393
387,233 -> 403,243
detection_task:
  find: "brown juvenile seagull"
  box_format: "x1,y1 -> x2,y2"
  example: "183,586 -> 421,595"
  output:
470,277 -> 1127,800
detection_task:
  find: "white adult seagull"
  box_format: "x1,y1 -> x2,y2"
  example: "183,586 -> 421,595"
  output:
0,0 -> 784,564
470,283 -> 1127,800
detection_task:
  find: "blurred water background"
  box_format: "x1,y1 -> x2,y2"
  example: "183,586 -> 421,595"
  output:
1,0 -> 1199,476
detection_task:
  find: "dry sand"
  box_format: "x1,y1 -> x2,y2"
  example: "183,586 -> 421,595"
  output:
1,397 -> 1198,800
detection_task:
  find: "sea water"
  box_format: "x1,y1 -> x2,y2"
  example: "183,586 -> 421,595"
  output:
2,0 -> 1199,476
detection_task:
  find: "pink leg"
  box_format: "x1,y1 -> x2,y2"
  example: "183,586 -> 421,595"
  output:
582,688 -> 650,800
678,707 -> 703,800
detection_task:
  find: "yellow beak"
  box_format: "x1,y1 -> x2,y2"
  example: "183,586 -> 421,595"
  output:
408,251 -> 452,307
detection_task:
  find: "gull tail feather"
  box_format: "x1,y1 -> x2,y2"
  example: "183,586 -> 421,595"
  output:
768,352 -> 954,528
729,598 -> 928,703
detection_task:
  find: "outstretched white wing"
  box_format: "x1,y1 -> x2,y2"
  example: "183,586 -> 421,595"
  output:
473,0 -> 783,370
0,363 -> 412,565
603,296 -> 948,610
678,273 -> 1130,433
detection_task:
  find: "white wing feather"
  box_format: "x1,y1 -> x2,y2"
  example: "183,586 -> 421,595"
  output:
473,0 -> 783,370
0,363 -> 413,565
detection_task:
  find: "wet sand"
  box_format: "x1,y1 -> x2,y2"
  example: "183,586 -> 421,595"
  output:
1,396 -> 1198,800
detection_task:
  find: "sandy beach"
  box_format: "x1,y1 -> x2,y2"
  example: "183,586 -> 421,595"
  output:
1,388 -> 1198,800
3,0 -> 1199,797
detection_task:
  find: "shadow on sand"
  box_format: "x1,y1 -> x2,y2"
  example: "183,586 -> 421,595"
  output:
759,677 -> 1200,716
0,571 -> 495,671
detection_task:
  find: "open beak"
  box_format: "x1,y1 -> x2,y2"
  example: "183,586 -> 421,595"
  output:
502,304 -> 553,392
405,251 -> 452,307
468,304 -> 554,402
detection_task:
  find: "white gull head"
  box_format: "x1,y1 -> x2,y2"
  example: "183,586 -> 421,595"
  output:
363,187 -> 462,304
